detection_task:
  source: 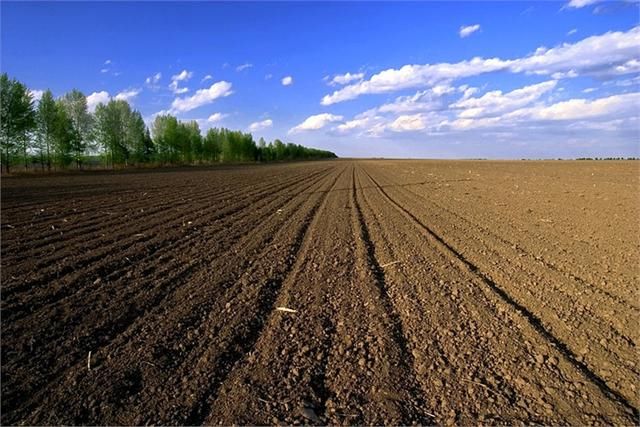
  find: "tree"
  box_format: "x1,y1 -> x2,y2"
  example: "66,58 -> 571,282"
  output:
182,120 -> 202,163
51,100 -> 75,168
203,128 -> 222,162
151,114 -> 180,164
60,89 -> 92,168
94,100 -> 132,167
0,73 -> 36,172
126,110 -> 151,164
35,90 -> 57,171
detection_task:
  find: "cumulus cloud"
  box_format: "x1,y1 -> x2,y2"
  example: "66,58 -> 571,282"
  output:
451,80 -> 557,118
281,76 -> 293,86
388,114 -> 429,132
207,112 -> 228,123
248,119 -> 273,132
169,81 -> 233,114
115,88 -> 141,102
377,84 -> 455,114
321,26 -> 640,105
87,91 -> 111,112
444,91 -> 640,130
289,113 -> 343,133
236,63 -> 253,72
170,69 -> 193,94
328,72 -> 365,86
459,24 -> 481,38
336,116 -> 374,133
321,58 -> 511,105
514,92 -> 640,121
509,27 -> 640,77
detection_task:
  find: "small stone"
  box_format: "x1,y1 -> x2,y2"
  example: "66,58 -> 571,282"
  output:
535,354 -> 545,365
358,358 -> 367,367
300,406 -> 320,423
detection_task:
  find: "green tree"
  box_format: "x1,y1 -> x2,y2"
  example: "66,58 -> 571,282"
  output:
151,114 -> 180,164
35,90 -> 57,171
52,100 -> 75,168
126,110 -> 151,164
203,128 -> 222,162
94,99 -> 132,167
0,73 -> 36,172
60,89 -> 92,168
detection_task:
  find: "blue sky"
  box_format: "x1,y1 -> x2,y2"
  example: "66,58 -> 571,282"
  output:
2,1 -> 639,158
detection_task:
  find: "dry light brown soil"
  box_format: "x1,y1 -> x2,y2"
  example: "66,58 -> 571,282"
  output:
1,160 -> 638,426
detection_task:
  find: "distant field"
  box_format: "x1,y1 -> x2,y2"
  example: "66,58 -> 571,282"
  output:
1,160 -> 638,425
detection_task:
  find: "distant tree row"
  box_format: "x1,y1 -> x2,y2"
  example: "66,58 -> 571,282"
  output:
575,157 -> 638,161
0,73 -> 336,173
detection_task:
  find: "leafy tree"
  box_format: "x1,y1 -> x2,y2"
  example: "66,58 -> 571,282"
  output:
126,110 -> 152,164
151,114 -> 180,164
35,90 -> 57,171
94,99 -> 133,167
203,128 -> 222,162
52,100 -> 75,168
60,89 -> 92,168
0,73 -> 36,172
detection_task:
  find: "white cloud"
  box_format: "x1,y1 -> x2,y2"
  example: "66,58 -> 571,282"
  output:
321,26 -> 640,105
452,80 -> 558,118
171,86 -> 189,94
565,0 -> 601,8
87,91 -> 111,112
248,119 -> 273,132
336,116 -> 374,133
201,74 -> 213,82
388,114 -> 429,132
459,24 -> 481,38
236,63 -> 253,72
104,59 -> 112,65
289,113 -> 343,133
265,74 -> 273,80
170,70 -> 193,94
328,72 -> 365,86
100,68 -> 109,73
514,92 -> 640,121
321,58 -> 511,105
115,88 -> 141,102
145,72 -> 162,86
281,76 -> 293,86
378,84 -> 455,114
29,89 -> 44,102
444,91 -> 640,130
567,28 -> 578,36
207,112 -> 228,123
169,81 -> 233,114
172,70 -> 193,82
510,27 -> 640,77
582,87 -> 597,93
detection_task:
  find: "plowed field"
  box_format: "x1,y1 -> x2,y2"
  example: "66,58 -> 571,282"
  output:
1,160 -> 638,425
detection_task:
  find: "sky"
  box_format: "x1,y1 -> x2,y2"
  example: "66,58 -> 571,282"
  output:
2,1 -> 639,159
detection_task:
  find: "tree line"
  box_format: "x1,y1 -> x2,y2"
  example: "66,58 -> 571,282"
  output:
0,73 -> 336,173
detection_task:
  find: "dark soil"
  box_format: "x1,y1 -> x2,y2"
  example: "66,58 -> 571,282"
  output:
1,160 -> 638,425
